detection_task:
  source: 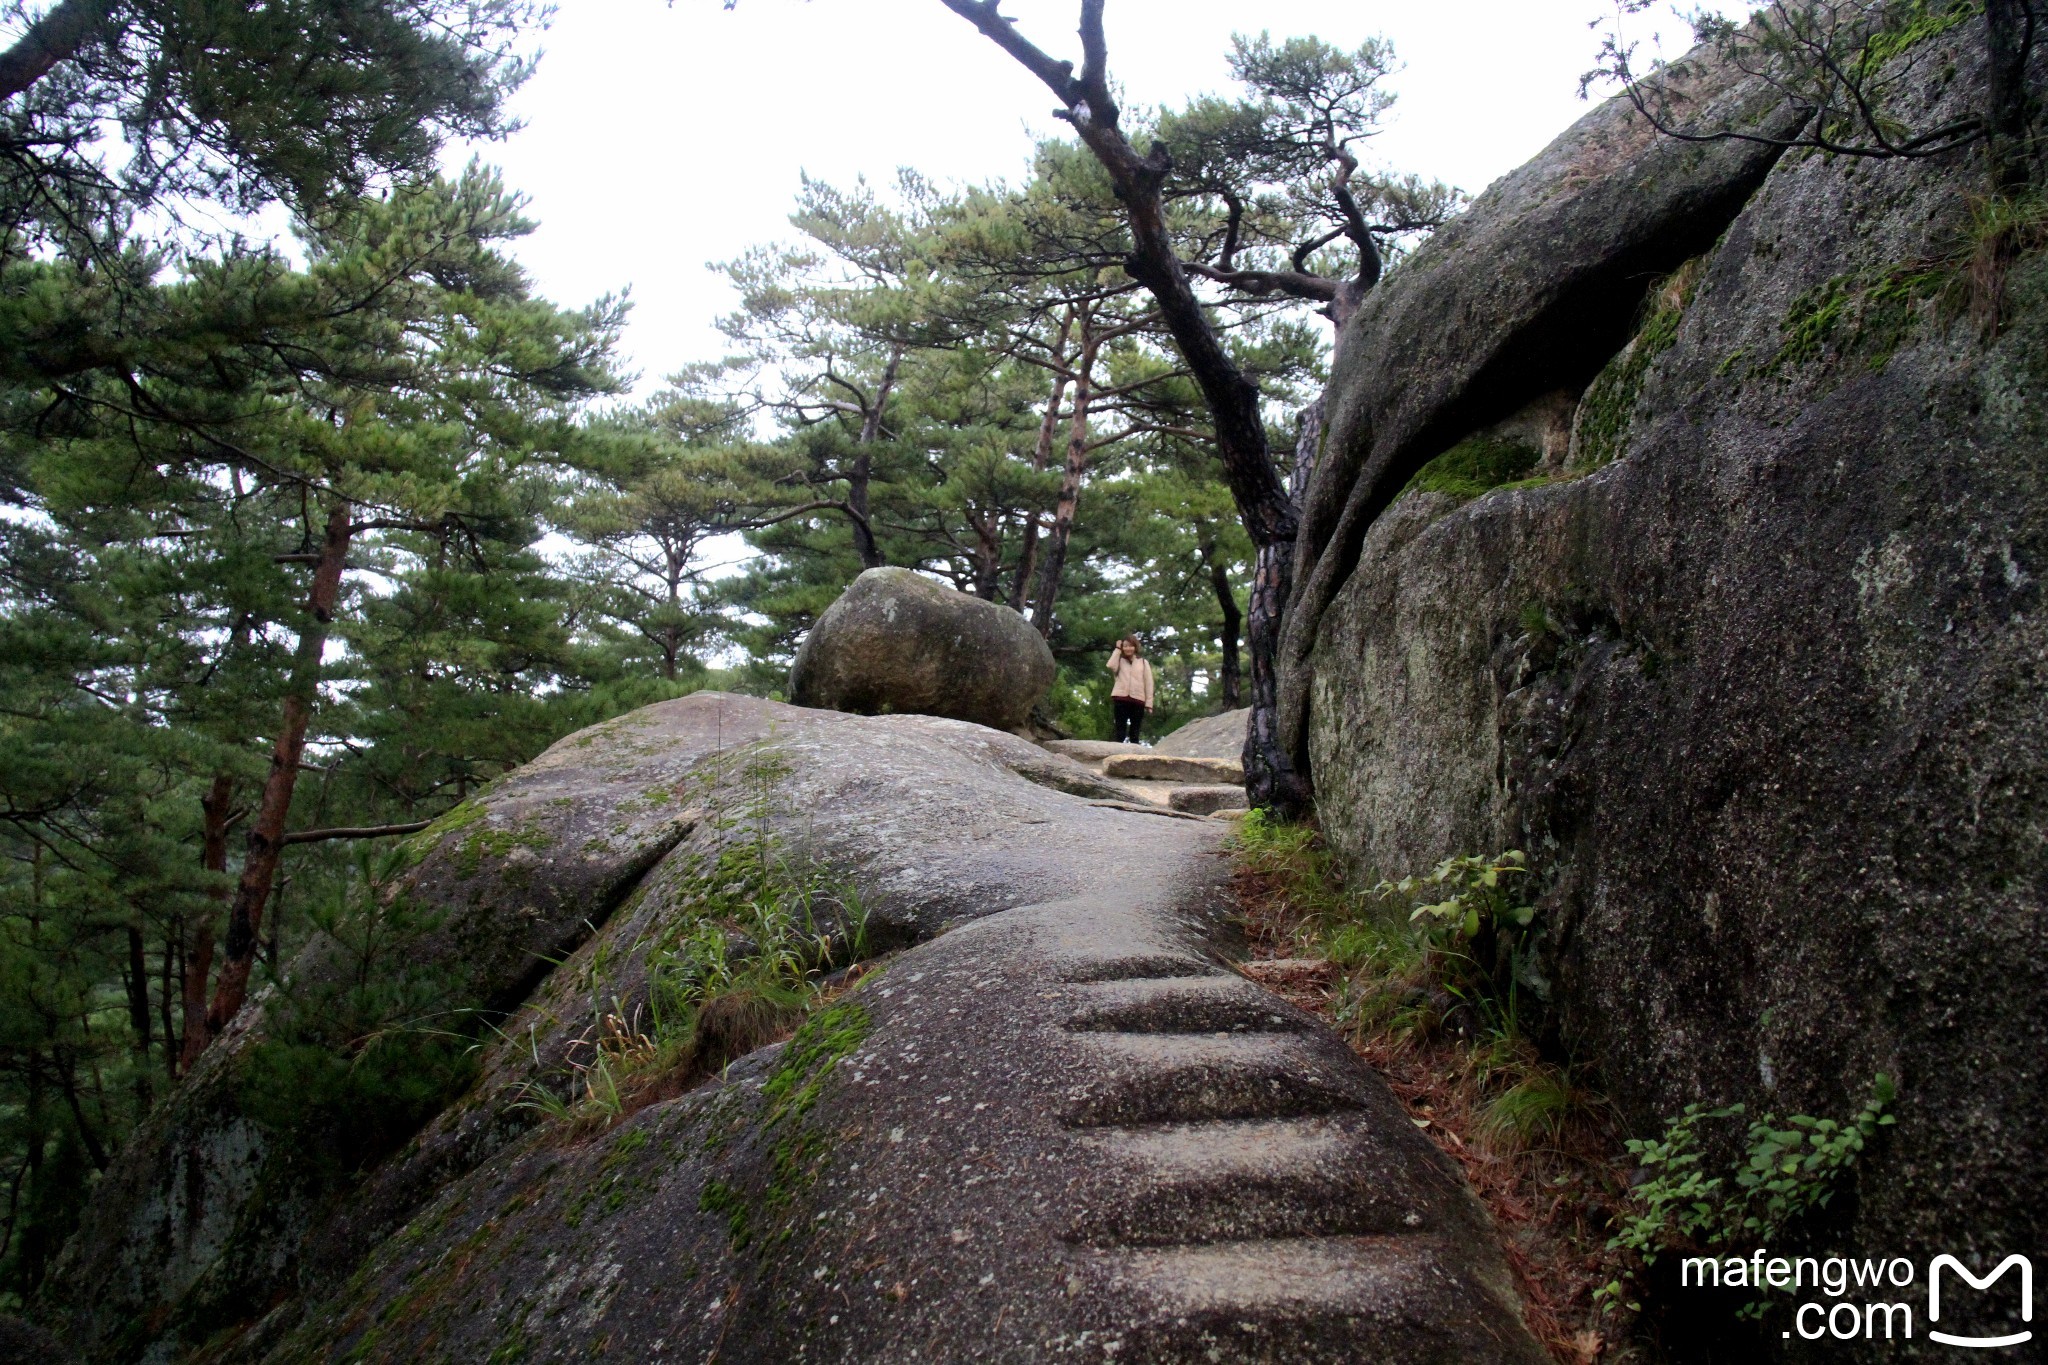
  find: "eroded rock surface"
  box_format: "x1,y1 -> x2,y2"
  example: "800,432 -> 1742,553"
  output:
43,694 -> 1541,1363
791,567 -> 1057,732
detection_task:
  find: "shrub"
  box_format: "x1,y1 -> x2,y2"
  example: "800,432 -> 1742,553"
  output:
240,847 -> 482,1176
1598,1075 -> 1897,1315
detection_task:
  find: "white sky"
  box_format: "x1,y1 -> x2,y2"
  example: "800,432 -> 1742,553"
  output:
466,0 -> 1726,398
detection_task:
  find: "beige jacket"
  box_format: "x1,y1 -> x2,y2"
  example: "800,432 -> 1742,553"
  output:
1106,650 -> 1155,709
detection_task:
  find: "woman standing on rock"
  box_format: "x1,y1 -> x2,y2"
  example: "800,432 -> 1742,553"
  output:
1106,636 -> 1154,743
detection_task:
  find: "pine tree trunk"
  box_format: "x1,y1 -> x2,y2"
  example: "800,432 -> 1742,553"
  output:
1985,0 -> 2037,194
1111,160 -> 1305,811
848,348 -> 903,571
1009,314 -> 1074,612
945,1 -> 1311,808
54,1056 -> 109,1169
1243,538 -> 1300,810
847,447 -> 883,570
21,1049 -> 46,1284
178,774 -> 231,1074
203,502 -> 351,1044
0,0 -> 108,102
124,925 -> 152,1106
158,929 -> 178,1081
1209,551 -> 1243,710
1008,512 -> 1043,613
971,514 -> 1004,600
1030,333 -> 1096,636
1291,395 -> 1326,504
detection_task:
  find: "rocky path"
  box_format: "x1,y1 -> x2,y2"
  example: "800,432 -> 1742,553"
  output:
47,694 -> 1542,1363
1044,723 -> 1252,817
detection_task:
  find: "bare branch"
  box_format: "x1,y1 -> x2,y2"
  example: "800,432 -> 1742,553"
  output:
1185,260 -> 1340,303
937,1 -> 1081,104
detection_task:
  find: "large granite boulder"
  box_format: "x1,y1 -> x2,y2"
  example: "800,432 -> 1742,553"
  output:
791,567 -> 1056,732
38,693 -> 1540,1364
1298,20 -> 2046,1350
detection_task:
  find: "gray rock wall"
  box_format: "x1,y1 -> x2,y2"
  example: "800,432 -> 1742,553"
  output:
1298,24 -> 2048,1309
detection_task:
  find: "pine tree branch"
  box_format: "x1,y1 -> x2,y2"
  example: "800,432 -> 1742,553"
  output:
281,821 -> 432,845
0,0 -> 109,103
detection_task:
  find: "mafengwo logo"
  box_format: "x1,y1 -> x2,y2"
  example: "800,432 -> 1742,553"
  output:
1684,1250 -> 2034,1346
1928,1255 -> 2032,1350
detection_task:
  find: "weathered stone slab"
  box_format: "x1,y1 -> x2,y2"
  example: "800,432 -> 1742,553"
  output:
262,893 -> 1543,1365
1104,753 -> 1244,784
1154,708 -> 1249,758
45,695 -> 1543,1364
1168,783 -> 1249,816
1043,738 -> 1136,765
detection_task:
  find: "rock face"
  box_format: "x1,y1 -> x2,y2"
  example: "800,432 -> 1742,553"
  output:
1294,21 -> 2047,1339
1277,37 -> 1806,766
790,567 -> 1056,732
39,693 -> 1541,1364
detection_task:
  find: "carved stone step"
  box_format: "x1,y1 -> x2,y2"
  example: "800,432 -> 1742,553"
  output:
1098,1234 -> 1540,1363
1068,1116 -> 1440,1247
1065,975 -> 1303,1034
1061,1032 -> 1369,1127
1168,783 -> 1248,815
1104,753 -> 1245,784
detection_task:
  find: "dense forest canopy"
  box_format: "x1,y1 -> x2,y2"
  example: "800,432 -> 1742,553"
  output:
6,0 -> 2023,1314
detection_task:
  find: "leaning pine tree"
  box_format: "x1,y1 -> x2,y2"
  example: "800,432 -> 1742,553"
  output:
939,0 -> 1312,811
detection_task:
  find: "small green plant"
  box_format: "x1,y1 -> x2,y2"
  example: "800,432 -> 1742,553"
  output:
1377,850 -> 1536,943
1229,809 -> 1360,958
1596,1074 -> 1897,1315
1479,1067 -> 1581,1149
1367,851 -> 1541,1036
1234,806 -> 1321,862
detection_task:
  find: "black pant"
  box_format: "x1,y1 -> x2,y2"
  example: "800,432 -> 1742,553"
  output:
1112,698 -> 1145,742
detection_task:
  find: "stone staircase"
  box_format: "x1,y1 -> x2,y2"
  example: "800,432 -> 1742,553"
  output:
1044,732 -> 1250,818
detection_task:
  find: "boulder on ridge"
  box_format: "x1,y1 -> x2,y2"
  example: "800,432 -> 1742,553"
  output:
1154,707 -> 1249,759
790,567 -> 1055,732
